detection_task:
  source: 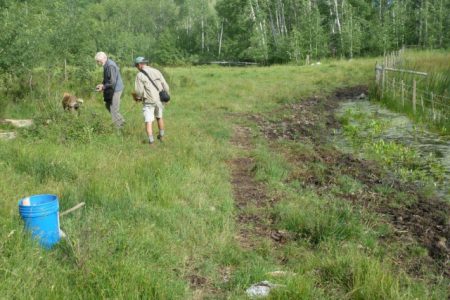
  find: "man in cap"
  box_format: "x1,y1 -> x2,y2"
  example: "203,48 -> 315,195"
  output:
133,57 -> 170,145
95,52 -> 125,128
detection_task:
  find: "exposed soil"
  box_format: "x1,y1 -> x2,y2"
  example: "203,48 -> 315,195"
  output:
381,197 -> 449,264
182,262 -> 219,298
229,125 -> 285,249
188,274 -> 208,288
230,85 -> 449,276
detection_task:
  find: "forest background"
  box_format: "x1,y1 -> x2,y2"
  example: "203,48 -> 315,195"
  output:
1,0 -> 449,75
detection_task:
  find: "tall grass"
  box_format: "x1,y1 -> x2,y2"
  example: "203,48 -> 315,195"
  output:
0,56 -> 448,298
372,50 -> 450,134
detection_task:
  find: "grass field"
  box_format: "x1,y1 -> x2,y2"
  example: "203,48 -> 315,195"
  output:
1,56 -> 448,299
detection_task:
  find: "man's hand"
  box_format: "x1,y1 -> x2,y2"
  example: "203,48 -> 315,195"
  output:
95,84 -> 104,92
131,92 -> 142,102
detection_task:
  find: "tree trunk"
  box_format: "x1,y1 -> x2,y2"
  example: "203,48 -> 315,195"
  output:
269,7 -> 278,45
349,10 -> 353,59
218,19 -> 224,58
438,0 -> 444,47
333,0 -> 344,56
201,17 -> 205,53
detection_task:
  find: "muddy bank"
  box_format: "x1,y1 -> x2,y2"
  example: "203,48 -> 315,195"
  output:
250,86 -> 449,275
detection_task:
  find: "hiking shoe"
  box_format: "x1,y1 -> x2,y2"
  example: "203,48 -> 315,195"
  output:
157,135 -> 164,142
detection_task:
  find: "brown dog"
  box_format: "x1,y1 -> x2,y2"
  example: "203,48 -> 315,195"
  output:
62,92 -> 84,111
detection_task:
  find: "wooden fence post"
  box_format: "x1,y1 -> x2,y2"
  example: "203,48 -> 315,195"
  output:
375,64 -> 380,85
385,66 -> 388,94
431,92 -> 436,121
401,80 -> 405,107
381,65 -> 385,98
412,79 -> 417,114
375,63 -> 385,93
421,96 -> 424,112
392,77 -> 396,98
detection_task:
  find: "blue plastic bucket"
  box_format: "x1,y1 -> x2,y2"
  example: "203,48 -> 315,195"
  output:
18,194 -> 60,249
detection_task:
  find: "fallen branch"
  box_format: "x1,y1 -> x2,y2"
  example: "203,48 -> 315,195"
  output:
60,202 -> 85,217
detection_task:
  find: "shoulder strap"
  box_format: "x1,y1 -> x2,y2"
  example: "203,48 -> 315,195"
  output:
140,69 -> 160,92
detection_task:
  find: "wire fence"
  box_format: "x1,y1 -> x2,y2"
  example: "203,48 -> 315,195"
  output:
374,49 -> 449,127
383,79 -> 448,123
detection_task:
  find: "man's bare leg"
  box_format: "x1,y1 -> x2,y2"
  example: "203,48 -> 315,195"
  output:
146,122 -> 154,144
157,118 -> 165,141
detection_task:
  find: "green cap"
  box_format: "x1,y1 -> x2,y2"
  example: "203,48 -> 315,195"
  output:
134,56 -> 148,65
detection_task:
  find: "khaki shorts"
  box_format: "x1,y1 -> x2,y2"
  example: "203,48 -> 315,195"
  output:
143,103 -> 163,123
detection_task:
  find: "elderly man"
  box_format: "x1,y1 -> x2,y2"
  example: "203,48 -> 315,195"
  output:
95,52 -> 125,128
133,57 -> 170,145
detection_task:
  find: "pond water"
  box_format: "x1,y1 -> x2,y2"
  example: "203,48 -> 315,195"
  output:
334,99 -> 449,199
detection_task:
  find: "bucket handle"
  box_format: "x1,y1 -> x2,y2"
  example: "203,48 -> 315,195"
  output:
60,202 -> 85,217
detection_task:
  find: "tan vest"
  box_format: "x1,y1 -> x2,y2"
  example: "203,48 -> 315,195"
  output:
134,66 -> 169,104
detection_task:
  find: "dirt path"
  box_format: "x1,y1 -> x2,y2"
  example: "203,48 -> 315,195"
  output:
229,126 -> 287,249
229,86 -> 449,276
